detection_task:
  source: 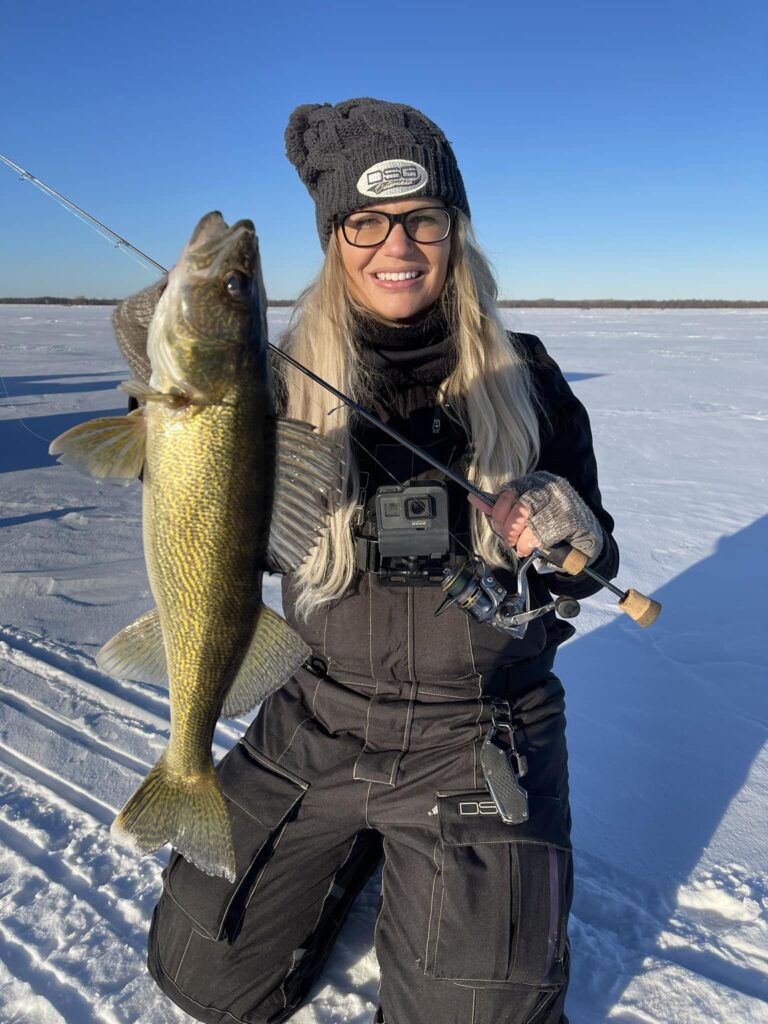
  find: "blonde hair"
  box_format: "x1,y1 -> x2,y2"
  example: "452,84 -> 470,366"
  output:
277,212 -> 540,618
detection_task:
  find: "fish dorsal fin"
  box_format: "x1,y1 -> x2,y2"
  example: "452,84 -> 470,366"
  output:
221,603 -> 311,717
267,417 -> 343,574
96,608 -> 167,684
48,409 -> 146,481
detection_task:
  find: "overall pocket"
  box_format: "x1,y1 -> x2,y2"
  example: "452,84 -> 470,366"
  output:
424,791 -> 571,986
162,737 -> 308,944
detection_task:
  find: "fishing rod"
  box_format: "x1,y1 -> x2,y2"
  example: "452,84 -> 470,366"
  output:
1,154 -> 660,626
0,153 -> 494,504
0,154 -> 165,276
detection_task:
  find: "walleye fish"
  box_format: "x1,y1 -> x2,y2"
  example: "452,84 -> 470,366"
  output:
49,212 -> 340,880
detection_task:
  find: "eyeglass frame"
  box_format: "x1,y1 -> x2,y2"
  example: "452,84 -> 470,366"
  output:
336,205 -> 456,248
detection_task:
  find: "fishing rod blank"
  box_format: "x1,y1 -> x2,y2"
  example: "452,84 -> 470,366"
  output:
0,153 -> 165,276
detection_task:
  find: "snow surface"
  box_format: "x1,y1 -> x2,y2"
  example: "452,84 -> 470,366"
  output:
0,304 -> 766,1023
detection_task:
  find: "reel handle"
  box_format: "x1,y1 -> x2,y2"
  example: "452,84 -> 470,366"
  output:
532,544 -> 662,628
617,589 -> 662,628
535,543 -> 589,575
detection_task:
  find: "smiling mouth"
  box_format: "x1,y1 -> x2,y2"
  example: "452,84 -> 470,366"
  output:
374,270 -> 423,282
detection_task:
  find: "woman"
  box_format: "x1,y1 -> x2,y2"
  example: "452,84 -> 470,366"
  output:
118,98 -> 618,1024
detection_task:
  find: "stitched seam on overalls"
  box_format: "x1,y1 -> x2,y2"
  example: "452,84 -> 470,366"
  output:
276,714 -> 314,765
368,576 -> 375,679
311,675 -> 322,716
473,676 -> 484,790
364,781 -> 373,829
173,931 -> 194,986
387,680 -> 416,786
372,841 -> 388,968
407,587 -> 414,682
150,968 -> 255,1024
416,688 -> 467,699
278,835 -> 359,1016
322,604 -> 329,658
353,691 -> 377,782
423,838 -> 442,974
464,613 -> 478,675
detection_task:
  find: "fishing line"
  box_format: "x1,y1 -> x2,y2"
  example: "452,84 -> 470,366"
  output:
0,153 -> 162,445
0,372 -> 58,445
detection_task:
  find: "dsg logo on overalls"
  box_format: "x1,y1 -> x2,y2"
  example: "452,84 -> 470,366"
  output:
356,159 -> 429,198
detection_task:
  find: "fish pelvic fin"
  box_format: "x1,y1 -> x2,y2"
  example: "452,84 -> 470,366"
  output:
96,608 -> 167,685
112,756 -> 236,881
221,604 -> 311,718
266,417 -> 343,573
48,408 -> 146,481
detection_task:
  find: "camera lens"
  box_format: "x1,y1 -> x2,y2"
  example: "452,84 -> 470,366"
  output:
405,497 -> 431,519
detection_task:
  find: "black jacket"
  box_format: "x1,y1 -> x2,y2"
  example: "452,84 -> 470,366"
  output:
281,331 -> 619,692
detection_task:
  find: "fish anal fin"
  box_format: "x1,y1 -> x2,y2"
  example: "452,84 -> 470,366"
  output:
221,604 -> 311,718
49,409 -> 146,481
96,608 -> 167,685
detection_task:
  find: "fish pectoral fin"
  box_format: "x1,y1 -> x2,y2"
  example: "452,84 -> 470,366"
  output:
49,409 -> 146,480
221,604 -> 311,718
112,756 -> 236,881
96,608 -> 167,685
266,417 -> 344,573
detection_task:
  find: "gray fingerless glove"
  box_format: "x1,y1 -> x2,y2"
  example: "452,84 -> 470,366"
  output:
502,471 -> 604,565
112,277 -> 167,383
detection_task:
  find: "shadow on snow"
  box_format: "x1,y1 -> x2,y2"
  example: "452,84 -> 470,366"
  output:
1,373 -> 123,398
0,408 -> 126,474
560,514 -> 768,1019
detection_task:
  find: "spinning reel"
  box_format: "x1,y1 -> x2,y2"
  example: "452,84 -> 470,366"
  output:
436,553 -> 581,639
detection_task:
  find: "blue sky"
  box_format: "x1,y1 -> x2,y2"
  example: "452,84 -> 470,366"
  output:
1,0 -> 766,299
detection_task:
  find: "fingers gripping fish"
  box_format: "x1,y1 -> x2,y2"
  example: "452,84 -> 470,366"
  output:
49,212 -> 341,880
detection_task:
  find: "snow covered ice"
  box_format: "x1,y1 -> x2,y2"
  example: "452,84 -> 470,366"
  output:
0,304 -> 766,1023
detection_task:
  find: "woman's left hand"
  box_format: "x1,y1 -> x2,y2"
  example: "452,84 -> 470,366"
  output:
467,471 -> 605,563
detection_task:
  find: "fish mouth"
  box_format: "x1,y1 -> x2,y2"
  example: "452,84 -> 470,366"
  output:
190,211 -> 256,249
183,212 -> 258,284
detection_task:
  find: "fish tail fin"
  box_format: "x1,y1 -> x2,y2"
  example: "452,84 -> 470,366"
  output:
112,757 -> 236,881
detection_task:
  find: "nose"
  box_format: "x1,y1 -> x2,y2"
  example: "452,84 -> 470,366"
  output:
381,222 -> 416,258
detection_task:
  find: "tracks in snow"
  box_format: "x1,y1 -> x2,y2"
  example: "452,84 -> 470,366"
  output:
0,623 -> 241,1023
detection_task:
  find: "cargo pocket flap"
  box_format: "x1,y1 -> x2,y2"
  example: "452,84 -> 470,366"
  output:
165,742 -> 308,942
437,790 -> 571,850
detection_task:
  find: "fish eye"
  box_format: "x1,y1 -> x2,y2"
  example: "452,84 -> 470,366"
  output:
223,271 -> 249,302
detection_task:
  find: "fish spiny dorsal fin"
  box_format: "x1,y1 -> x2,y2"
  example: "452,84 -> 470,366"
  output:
266,417 -> 343,573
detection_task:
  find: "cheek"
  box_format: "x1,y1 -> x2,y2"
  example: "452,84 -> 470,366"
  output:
430,247 -> 451,292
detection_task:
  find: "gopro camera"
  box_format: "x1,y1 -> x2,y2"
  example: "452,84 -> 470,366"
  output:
375,481 -> 450,558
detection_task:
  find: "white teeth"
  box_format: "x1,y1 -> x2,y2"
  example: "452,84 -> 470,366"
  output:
375,271 -> 420,281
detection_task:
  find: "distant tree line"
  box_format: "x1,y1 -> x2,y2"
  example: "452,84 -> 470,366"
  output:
1,296 -> 766,309
496,299 -> 768,309
0,296 -> 120,305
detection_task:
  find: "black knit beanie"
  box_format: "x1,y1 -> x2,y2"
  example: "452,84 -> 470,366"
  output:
285,97 -> 470,251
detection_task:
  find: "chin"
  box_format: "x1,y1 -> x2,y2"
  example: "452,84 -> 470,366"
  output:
372,295 -> 434,323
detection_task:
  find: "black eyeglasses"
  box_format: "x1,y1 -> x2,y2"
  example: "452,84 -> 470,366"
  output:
338,206 -> 455,248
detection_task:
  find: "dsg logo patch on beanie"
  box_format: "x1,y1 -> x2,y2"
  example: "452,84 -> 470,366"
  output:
356,159 -> 429,198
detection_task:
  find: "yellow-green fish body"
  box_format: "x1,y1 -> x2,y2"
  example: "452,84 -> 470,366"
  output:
50,213 -> 339,879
